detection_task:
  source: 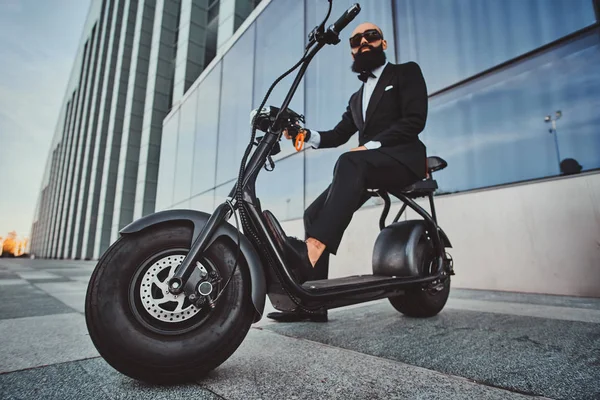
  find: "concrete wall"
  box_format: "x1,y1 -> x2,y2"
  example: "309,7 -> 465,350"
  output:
281,171 -> 600,298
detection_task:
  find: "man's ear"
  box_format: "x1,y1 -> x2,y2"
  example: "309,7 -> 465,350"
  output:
382,39 -> 388,50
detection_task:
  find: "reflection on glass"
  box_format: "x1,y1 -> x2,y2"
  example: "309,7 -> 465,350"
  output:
214,180 -> 236,208
304,0 -> 396,206
216,24 -> 255,186
423,30 -> 600,193
155,111 -> 179,211
253,0 -> 304,160
256,154 -> 304,222
394,0 -> 596,93
192,61 -> 222,196
173,89 -> 198,204
190,190 -> 215,213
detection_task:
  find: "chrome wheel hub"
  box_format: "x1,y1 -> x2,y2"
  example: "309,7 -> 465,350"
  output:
139,254 -> 204,323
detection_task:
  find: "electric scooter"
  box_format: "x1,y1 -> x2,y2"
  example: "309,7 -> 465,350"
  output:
84,0 -> 454,384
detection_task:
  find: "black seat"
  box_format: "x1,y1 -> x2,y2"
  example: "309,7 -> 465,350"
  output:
398,156 -> 447,198
368,156 -> 448,199
427,156 -> 448,174
398,179 -> 438,198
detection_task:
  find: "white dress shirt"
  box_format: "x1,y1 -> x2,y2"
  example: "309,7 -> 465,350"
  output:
306,62 -> 389,150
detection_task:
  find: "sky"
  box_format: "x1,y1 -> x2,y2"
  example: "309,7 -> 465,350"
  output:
0,0 -> 91,238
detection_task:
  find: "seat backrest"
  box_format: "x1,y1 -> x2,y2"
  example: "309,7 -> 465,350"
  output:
427,156 -> 448,174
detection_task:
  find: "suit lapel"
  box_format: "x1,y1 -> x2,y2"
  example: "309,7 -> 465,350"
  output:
364,63 -> 395,130
351,85 -> 364,131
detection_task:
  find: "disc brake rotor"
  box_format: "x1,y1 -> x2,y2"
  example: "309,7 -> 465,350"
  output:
139,254 -> 204,323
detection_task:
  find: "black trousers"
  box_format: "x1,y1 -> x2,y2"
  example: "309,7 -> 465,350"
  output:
304,150 -> 420,280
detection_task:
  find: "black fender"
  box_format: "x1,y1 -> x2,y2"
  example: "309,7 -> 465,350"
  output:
119,209 -> 266,323
438,227 -> 452,248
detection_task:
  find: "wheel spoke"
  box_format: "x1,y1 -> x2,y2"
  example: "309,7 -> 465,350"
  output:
156,297 -> 173,305
152,275 -> 168,291
174,296 -> 186,313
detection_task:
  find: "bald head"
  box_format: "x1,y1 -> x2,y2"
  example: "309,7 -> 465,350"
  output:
351,22 -> 383,38
349,22 -> 387,56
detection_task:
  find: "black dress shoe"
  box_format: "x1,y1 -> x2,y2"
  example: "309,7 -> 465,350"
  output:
267,310 -> 328,322
282,237 -> 316,284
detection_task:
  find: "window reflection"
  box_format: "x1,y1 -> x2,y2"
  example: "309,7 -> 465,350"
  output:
216,24 -> 255,186
173,90 -> 198,204
394,0 -> 596,93
423,30 -> 600,193
190,190 -> 215,213
214,181 -> 236,208
256,154 -> 304,222
253,0 -> 304,160
156,111 -> 179,211
192,61 -> 221,196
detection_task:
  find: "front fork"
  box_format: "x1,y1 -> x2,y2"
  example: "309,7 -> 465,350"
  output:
167,202 -> 232,298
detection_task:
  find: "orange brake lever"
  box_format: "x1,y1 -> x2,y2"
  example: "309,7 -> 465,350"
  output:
294,130 -> 305,152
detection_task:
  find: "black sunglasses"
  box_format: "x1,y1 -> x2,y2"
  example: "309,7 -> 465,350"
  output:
349,29 -> 383,48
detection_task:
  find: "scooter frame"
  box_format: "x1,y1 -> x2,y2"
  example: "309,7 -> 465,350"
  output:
120,1 -> 453,318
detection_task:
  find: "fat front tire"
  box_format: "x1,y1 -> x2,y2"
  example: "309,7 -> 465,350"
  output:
388,239 -> 451,318
85,223 -> 255,384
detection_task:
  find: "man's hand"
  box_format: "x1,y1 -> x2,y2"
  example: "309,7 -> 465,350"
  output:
350,146 -> 367,152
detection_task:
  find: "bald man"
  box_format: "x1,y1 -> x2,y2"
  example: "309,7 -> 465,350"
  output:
269,23 -> 429,322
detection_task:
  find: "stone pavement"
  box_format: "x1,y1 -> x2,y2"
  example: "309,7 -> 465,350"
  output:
0,258 -> 599,399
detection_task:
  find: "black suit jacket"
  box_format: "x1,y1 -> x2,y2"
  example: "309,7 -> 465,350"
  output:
318,61 -> 428,179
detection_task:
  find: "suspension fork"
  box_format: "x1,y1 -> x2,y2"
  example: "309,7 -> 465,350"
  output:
167,202 -> 232,296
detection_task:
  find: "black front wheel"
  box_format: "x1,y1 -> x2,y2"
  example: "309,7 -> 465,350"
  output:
85,223 -> 255,384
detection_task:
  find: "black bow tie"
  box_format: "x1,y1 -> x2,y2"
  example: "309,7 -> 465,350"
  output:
358,70 -> 376,83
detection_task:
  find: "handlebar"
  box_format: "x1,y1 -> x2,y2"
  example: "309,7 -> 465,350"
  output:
307,2 -> 361,48
329,3 -> 361,35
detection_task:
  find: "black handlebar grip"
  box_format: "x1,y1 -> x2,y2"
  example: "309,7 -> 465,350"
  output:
331,3 -> 361,34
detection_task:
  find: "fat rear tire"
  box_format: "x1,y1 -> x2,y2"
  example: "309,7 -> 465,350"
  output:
388,240 -> 450,318
85,223 -> 254,384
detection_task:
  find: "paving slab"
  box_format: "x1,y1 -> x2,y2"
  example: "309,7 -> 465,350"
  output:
0,279 -> 28,286
0,313 -> 98,373
0,283 -> 74,320
0,359 -> 224,400
200,328 -> 541,400
263,303 -> 600,400
0,268 -> 20,279
34,281 -> 89,293
445,298 -> 600,323
78,358 -> 224,400
0,361 -> 109,400
15,271 -> 60,280
451,288 -> 600,310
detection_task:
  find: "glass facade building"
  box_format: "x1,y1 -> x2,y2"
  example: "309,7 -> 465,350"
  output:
158,0 -> 600,220
30,0 -> 600,260
29,0 -> 263,259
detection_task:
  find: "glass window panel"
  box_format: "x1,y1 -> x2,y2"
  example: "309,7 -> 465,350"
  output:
394,0 -> 596,93
173,89 -> 198,205
256,154 -> 304,222
423,30 -> 600,194
304,0 -> 395,206
155,111 -> 179,211
214,180 -> 236,208
190,190 -> 215,213
216,24 -> 256,186
192,61 -> 222,196
253,0 -> 305,160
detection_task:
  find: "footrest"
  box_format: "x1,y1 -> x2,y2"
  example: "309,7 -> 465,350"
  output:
302,274 -> 403,291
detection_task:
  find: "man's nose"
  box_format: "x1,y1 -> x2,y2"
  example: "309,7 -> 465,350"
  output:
360,36 -> 368,45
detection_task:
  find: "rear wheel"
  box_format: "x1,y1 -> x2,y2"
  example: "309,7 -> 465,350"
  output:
85,223 -> 254,384
388,239 -> 450,318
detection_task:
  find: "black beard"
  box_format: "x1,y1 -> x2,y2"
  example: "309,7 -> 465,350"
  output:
351,43 -> 387,73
